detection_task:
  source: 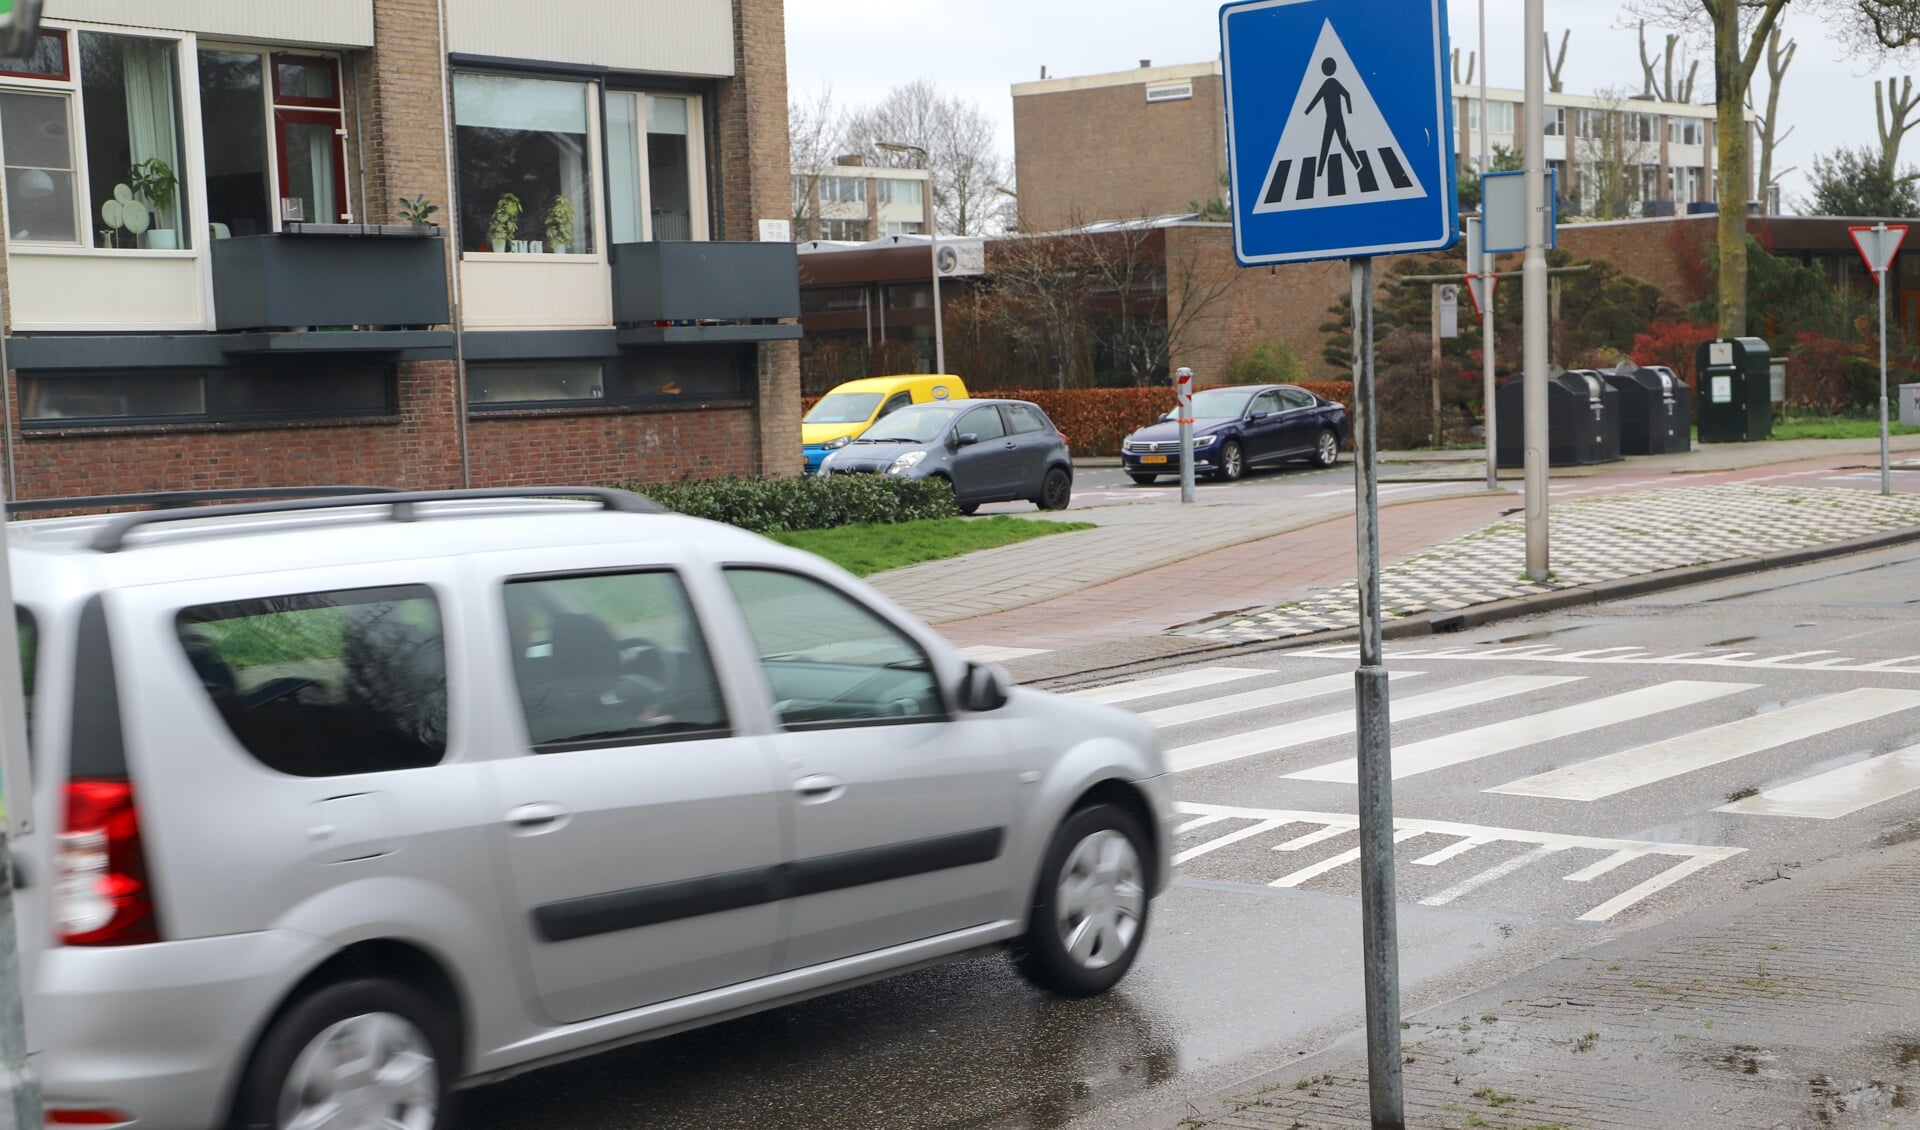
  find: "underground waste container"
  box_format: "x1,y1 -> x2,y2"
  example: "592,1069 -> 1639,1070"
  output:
1496,369 -> 1624,467
1695,337 -> 1772,443
1602,362 -> 1692,455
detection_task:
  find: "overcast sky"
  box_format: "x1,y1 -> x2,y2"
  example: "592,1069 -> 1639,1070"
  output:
787,0 -> 1911,210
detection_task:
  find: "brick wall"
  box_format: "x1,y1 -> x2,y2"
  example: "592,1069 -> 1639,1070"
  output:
467,406 -> 760,485
1557,215 -> 1718,308
1015,75 -> 1227,232
13,420 -> 413,500
362,0 -> 451,232
1164,224 -> 1355,382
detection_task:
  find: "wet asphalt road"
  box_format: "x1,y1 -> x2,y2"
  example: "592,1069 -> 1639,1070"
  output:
456,519 -> 1920,1130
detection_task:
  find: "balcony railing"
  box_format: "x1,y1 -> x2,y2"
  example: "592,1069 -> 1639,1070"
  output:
211,226 -> 450,332
609,241 -> 800,326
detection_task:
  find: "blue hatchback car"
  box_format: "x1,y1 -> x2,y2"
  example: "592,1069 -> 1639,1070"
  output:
1120,384 -> 1347,483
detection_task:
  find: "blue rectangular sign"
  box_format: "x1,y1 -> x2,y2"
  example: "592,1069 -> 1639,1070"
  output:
1220,0 -> 1457,265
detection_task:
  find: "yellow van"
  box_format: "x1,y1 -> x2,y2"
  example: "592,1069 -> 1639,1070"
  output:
802,374 -> 969,473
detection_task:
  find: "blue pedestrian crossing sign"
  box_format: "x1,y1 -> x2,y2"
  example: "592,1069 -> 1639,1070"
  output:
1220,0 -> 1457,265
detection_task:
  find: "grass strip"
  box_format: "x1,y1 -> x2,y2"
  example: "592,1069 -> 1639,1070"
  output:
770,515 -> 1094,576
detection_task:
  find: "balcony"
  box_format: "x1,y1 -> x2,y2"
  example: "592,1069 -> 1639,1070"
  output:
609,241 -> 802,345
210,225 -> 453,355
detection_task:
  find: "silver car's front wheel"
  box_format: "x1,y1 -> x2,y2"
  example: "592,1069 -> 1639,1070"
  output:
281,1012 -> 438,1130
230,978 -> 452,1130
1013,803 -> 1152,996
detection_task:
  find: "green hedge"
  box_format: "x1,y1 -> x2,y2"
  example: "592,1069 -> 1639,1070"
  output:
619,474 -> 956,534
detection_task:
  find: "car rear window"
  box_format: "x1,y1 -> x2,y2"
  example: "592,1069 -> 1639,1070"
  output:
1004,404 -> 1052,435
176,585 -> 448,777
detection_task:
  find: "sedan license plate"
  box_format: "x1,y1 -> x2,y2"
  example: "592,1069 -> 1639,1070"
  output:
1140,455 -> 1168,464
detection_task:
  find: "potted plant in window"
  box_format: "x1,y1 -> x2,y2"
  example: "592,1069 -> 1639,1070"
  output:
487,193 -> 522,253
399,194 -> 439,231
544,194 -> 576,254
128,157 -> 177,249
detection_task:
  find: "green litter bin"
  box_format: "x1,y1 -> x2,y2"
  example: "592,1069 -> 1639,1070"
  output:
1695,337 -> 1772,443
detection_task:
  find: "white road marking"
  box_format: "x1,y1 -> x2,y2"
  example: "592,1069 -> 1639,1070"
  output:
1273,823 -> 1356,851
1562,847 -> 1657,882
1288,679 -> 1753,783
1174,813 -> 1233,836
1174,818 -> 1298,865
1487,687 -> 1920,801
1411,836 -> 1491,866
1069,666 -> 1272,706
1294,644 -> 1920,676
1420,844 -> 1566,906
1715,743 -> 1920,819
955,645 -> 1050,662
1270,830 -> 1425,889
1751,650 -> 1836,664
1167,675 -> 1580,774
1172,801 -> 1743,921
1139,671 -> 1400,727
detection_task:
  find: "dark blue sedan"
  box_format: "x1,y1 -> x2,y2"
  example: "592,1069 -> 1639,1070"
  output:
1120,384 -> 1348,484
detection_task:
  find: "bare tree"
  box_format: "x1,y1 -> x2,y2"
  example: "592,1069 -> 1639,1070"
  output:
1638,21 -> 1702,101
839,81 -> 1014,236
1545,29 -> 1569,93
1452,48 -> 1475,87
788,84 -> 843,241
1876,75 -> 1920,179
1749,27 -> 1796,207
1627,0 -> 1916,335
1574,90 -> 1658,220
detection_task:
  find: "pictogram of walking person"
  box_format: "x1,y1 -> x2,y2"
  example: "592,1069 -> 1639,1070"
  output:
1304,57 -> 1360,174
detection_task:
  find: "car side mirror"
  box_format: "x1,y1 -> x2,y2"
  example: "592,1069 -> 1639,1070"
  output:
959,661 -> 1010,712
1248,410 -> 1269,421
1158,410 -> 1173,421
954,433 -> 980,448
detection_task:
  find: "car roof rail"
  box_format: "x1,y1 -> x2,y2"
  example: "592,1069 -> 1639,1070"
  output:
7,485 -> 402,517
78,486 -> 666,553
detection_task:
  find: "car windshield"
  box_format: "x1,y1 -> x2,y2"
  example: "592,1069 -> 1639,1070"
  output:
858,404 -> 961,444
804,392 -> 884,425
1190,388 -> 1255,419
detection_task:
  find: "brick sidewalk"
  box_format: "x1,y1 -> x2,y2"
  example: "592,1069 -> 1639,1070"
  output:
1178,836 -> 1920,1129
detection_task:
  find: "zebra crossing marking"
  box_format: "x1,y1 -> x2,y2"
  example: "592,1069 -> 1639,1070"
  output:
1068,666 -> 1271,706
1172,801 -> 1743,921
1716,743 -> 1920,819
1166,674 -> 1578,773
954,645 -> 1049,663
1139,671 -> 1397,727
1487,687 -> 1920,801
1296,643 -> 1920,676
1287,679 -> 1753,784
1419,844 -> 1564,907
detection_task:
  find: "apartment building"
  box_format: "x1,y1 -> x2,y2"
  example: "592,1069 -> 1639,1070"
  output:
791,156 -> 933,242
1012,60 -> 1753,231
0,0 -> 801,501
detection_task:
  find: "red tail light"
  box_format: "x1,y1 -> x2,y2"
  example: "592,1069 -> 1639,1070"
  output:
1057,431 -> 1070,445
45,1108 -> 134,1126
56,780 -> 158,946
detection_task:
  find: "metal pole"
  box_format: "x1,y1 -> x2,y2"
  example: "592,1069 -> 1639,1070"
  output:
1350,257 -> 1404,1130
1176,366 -> 1196,504
930,229 -> 945,374
1479,0 -> 1497,492
1522,0 -> 1550,581
1880,251 -> 1892,495
0,314 -> 44,1129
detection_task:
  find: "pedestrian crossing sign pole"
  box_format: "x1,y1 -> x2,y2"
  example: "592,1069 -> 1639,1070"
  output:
1222,3 -> 1455,1125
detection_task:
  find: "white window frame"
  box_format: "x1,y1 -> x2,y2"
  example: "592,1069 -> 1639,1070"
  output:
0,20 -> 205,261
196,41 -> 350,233
459,73 -> 608,262
605,88 -> 709,244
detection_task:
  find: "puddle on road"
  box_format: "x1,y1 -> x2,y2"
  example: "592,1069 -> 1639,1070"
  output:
1808,1074 -> 1911,1121
1496,626 -> 1586,644
1711,1045 -> 1785,1079
1709,636 -> 1757,647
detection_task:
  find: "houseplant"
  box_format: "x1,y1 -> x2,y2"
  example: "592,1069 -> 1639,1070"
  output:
544,194 -> 576,254
487,193 -> 522,253
399,194 -> 439,229
128,157 -> 177,249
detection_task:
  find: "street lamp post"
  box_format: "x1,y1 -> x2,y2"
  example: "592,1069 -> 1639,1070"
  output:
876,141 -> 945,374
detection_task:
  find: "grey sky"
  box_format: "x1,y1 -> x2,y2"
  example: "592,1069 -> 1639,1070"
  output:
787,1 -> 1910,210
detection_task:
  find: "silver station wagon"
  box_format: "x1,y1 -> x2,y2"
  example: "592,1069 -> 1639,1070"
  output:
12,487 -> 1172,1130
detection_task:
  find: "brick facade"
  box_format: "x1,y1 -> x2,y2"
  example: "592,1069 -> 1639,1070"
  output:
1,0 -> 801,503
1013,66 -> 1227,233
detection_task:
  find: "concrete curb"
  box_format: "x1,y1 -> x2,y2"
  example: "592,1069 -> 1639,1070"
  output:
1033,520 -> 1920,691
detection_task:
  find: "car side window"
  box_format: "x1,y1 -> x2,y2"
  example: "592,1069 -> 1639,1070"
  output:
879,392 -> 913,418
1250,391 -> 1281,416
722,568 -> 944,729
1004,404 -> 1051,435
176,585 -> 447,777
502,571 -> 728,751
958,406 -> 1007,441
1277,387 -> 1315,410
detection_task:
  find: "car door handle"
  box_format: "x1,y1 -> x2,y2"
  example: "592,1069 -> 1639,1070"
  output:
793,774 -> 846,804
1003,442 -> 1017,450
505,802 -> 571,833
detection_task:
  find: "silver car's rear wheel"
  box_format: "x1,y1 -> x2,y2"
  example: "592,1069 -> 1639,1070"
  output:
1012,803 -> 1152,996
230,978 -> 452,1130
281,1012 -> 438,1130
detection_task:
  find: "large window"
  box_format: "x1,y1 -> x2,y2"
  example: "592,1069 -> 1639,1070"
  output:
1542,107 -> 1565,137
1,89 -> 78,242
466,348 -> 753,409
79,31 -> 191,249
820,175 -> 865,204
876,178 -> 921,206
1668,118 -> 1704,146
821,217 -> 867,241
197,50 -> 270,236
1467,99 -> 1513,133
20,362 -> 393,426
606,90 -> 707,243
455,73 -> 595,254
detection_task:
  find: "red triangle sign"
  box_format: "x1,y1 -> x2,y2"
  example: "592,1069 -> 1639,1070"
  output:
1850,223 -> 1907,275
1465,272 -> 1497,317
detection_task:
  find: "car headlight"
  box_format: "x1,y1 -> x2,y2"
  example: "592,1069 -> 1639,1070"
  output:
824,435 -> 853,450
1192,433 -> 1220,447
886,451 -> 927,475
